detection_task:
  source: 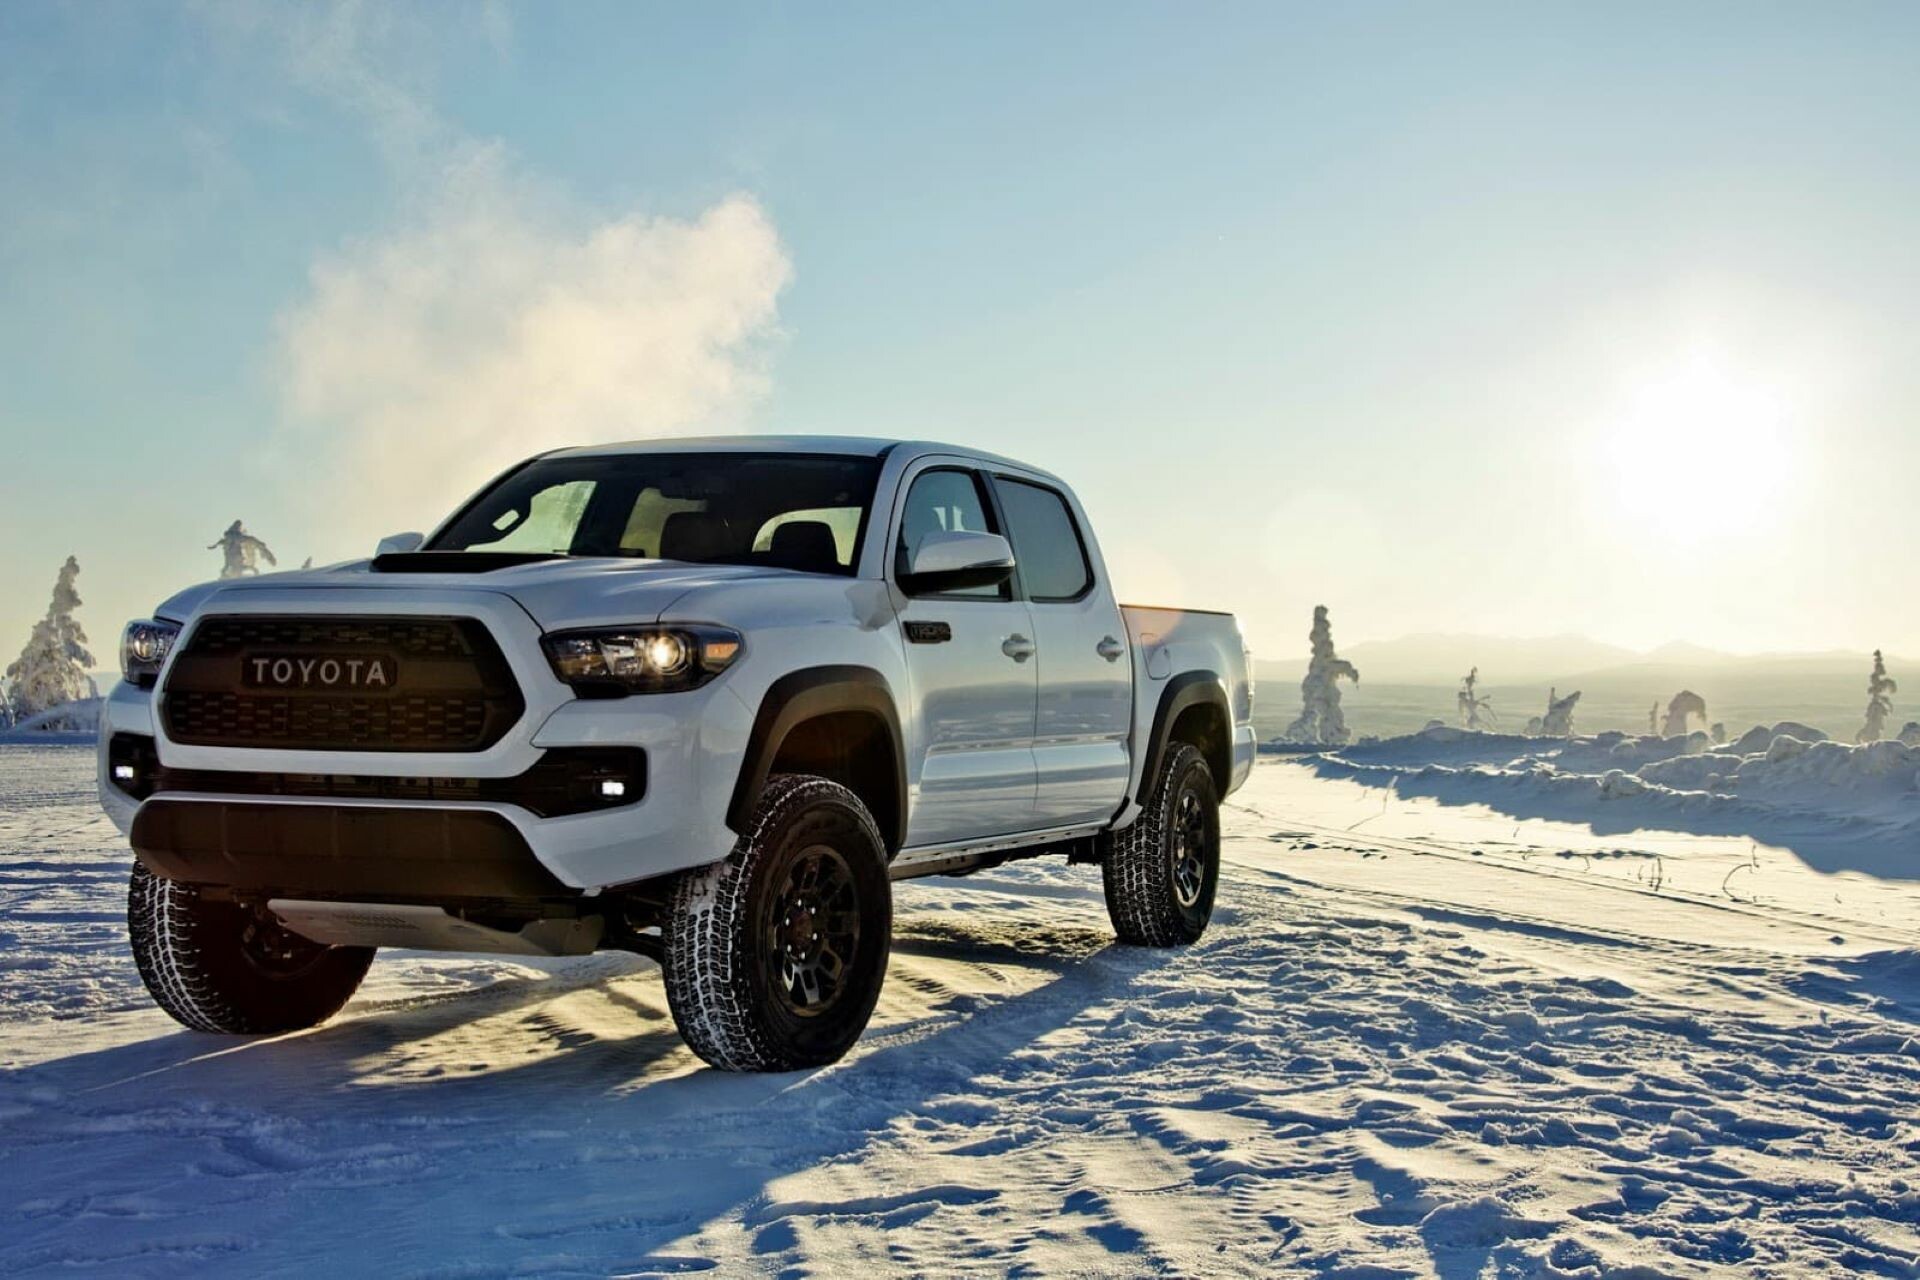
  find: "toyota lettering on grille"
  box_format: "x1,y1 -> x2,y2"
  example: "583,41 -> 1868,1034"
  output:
242,653 -> 399,690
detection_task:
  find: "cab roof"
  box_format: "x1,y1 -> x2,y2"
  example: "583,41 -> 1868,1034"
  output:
552,434 -> 894,458
548,435 -> 1053,479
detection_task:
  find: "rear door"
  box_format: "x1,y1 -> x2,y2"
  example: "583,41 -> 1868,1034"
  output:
890,464 -> 1039,847
988,474 -> 1133,829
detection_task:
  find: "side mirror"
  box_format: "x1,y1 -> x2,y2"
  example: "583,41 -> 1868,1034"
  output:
376,531 -> 424,557
900,530 -> 1015,595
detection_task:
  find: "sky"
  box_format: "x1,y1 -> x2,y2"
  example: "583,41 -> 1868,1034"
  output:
4,2 -> 1919,674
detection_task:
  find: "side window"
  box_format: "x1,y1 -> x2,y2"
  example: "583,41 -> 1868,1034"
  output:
463,480 -> 596,553
995,478 -> 1092,601
895,468 -> 1006,599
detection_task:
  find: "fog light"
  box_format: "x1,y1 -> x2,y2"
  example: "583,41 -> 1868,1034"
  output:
113,763 -> 137,782
598,779 -> 627,799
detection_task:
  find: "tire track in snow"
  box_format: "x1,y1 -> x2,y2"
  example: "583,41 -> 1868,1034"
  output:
1229,793 -> 1920,953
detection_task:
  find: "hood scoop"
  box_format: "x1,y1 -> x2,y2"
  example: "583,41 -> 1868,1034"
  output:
370,551 -> 571,574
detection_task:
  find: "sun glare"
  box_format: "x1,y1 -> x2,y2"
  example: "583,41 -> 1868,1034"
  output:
1597,356 -> 1794,543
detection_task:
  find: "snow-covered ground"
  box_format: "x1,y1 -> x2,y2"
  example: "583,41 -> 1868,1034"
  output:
1312,724 -> 1920,884
3,743 -> 1918,1277
0,695 -> 100,745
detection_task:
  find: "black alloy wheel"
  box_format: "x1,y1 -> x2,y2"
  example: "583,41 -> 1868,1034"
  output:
765,844 -> 863,1016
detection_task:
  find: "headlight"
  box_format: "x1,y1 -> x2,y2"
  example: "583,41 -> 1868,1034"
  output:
121,619 -> 182,689
541,625 -> 742,696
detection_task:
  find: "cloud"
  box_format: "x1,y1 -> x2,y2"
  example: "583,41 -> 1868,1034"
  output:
243,2 -> 791,538
276,157 -> 790,529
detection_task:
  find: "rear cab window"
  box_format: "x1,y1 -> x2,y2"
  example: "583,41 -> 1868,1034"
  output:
993,477 -> 1093,602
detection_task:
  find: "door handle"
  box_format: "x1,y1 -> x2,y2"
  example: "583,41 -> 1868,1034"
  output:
1096,635 -> 1126,663
1001,634 -> 1036,662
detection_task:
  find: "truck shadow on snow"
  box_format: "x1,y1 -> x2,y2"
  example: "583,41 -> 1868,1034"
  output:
5,905 -> 1166,1273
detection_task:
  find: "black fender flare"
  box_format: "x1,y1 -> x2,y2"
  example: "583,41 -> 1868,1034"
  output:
726,665 -> 908,851
1135,669 -> 1230,806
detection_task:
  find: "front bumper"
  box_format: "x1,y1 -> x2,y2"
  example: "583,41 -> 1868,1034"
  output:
130,799 -> 572,901
100,597 -> 756,894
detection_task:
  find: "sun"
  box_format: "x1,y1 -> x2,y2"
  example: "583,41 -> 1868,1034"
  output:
1596,356 -> 1795,543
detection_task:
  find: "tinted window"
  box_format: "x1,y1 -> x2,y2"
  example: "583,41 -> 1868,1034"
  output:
429,453 -> 880,575
996,479 -> 1092,600
895,469 -> 1005,598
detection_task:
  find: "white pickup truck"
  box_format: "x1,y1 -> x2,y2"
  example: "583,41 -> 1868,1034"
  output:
101,438 -> 1255,1070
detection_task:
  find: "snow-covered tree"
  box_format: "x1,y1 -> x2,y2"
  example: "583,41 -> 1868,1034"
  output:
1662,690 -> 1707,738
1540,687 -> 1581,737
5,556 -> 98,720
210,520 -> 278,579
1457,667 -> 1494,731
1284,605 -> 1359,745
1858,650 -> 1897,743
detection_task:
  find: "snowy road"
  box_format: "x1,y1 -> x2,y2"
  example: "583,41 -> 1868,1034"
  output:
3,745 -> 1917,1277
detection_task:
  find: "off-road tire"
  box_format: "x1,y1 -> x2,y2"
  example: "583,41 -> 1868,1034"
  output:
1104,742 -> 1220,946
663,774 -> 892,1072
127,863 -> 375,1034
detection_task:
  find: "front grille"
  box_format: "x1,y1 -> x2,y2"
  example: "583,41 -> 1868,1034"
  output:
163,691 -> 491,748
178,616 -> 483,658
161,615 -> 524,752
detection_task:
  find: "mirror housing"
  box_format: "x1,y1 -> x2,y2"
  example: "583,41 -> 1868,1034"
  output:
900,530 -> 1015,595
376,531 -> 425,557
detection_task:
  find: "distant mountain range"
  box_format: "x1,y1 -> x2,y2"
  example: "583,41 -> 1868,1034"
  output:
1254,632 -> 1908,688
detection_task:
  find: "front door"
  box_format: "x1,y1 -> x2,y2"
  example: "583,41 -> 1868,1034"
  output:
891,465 -> 1038,847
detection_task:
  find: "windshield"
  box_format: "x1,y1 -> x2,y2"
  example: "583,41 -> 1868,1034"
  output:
427,452 -> 883,576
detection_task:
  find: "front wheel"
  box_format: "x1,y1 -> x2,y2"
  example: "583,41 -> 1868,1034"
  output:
1103,742 -> 1220,946
127,864 -> 374,1034
663,775 -> 892,1072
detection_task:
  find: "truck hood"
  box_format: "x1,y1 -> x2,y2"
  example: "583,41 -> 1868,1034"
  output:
155,557 -> 813,631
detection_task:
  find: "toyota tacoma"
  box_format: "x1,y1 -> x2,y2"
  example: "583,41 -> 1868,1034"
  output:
100,438 -> 1255,1070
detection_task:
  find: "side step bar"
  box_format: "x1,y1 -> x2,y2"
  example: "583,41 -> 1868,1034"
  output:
889,823 -> 1107,881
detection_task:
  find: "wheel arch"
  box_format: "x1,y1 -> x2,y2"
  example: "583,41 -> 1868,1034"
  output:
727,665 -> 908,854
1136,670 -> 1231,805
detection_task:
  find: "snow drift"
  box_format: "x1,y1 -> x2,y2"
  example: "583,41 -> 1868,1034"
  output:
1309,723 -> 1920,878
0,697 -> 100,743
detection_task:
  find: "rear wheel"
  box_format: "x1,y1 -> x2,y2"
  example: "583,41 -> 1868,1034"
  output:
1103,742 -> 1220,945
127,863 -> 374,1034
663,775 -> 892,1071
